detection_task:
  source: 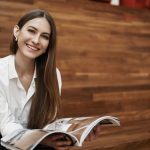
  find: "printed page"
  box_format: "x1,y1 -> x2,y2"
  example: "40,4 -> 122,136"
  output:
80,116 -> 120,145
1,129 -> 25,143
43,116 -> 99,145
44,118 -> 73,131
65,117 -> 99,144
12,130 -> 48,150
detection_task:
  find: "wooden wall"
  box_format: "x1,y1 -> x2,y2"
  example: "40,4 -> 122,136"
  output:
0,0 -> 150,150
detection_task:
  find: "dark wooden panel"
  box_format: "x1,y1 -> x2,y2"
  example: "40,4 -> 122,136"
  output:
0,0 -> 150,150
0,0 -> 33,4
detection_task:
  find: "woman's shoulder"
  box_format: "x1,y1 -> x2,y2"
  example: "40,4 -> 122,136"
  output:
0,55 -> 13,67
0,55 -> 14,82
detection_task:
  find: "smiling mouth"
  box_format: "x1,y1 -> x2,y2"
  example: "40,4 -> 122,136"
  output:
26,44 -> 39,51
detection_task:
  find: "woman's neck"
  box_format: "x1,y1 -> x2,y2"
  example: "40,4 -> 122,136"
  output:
15,52 -> 35,77
14,52 -> 35,92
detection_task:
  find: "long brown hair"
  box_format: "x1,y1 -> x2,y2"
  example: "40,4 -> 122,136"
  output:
10,9 -> 60,129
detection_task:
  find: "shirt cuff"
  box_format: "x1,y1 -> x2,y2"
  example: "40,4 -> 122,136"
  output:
1,122 -> 24,137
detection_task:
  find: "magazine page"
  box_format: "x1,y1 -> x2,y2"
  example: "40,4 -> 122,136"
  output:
1,116 -> 120,149
44,116 -> 120,146
12,130 -> 49,150
1,129 -> 27,150
1,143 -> 19,150
1,129 -> 26,144
32,130 -> 80,149
67,116 -> 99,145
44,117 -> 99,146
45,117 -> 99,133
79,116 -> 120,145
1,129 -> 49,150
43,118 -> 73,132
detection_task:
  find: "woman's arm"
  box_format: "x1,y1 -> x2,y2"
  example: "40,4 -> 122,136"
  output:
40,133 -> 72,150
0,87 -> 24,137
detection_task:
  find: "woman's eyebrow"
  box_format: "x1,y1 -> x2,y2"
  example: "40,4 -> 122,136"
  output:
28,26 -> 50,36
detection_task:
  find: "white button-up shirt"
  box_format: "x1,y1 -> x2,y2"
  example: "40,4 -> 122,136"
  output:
0,55 -> 62,137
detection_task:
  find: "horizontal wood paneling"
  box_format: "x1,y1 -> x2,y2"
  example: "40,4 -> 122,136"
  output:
0,0 -> 150,150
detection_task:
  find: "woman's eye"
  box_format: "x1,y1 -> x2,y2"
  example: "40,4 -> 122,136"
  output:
28,29 -> 35,33
42,35 -> 49,40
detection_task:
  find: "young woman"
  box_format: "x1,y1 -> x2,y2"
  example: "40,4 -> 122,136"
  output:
0,9 -> 100,150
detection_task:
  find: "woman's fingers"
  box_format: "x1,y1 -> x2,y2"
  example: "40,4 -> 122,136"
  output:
85,125 -> 101,141
54,140 -> 72,147
48,134 -> 65,141
41,133 -> 72,149
95,124 -> 101,136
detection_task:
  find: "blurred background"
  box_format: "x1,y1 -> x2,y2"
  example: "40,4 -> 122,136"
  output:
0,0 -> 150,150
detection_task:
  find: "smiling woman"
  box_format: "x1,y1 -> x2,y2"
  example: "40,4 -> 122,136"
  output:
0,9 -> 72,150
0,9 -> 101,150
13,17 -> 50,60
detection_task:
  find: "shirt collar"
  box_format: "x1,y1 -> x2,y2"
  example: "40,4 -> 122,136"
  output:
8,55 -> 37,80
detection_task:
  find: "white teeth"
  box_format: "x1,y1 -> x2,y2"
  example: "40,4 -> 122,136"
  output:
27,44 -> 38,51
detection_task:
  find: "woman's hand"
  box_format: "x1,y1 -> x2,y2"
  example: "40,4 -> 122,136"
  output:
85,124 -> 101,141
40,133 -> 72,150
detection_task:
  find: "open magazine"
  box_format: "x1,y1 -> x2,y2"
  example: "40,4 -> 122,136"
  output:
1,115 -> 120,150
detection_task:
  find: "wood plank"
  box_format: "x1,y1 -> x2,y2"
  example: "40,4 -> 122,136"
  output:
0,1 -> 150,150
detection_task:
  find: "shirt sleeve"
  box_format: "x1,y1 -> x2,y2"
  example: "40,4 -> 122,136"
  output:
56,68 -> 62,95
0,86 -> 24,137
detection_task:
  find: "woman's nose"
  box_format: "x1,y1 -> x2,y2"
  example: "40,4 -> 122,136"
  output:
32,35 -> 40,44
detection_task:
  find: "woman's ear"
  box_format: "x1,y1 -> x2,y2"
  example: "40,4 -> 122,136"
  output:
13,25 -> 20,41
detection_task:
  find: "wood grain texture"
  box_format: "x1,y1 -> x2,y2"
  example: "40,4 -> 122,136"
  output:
0,0 -> 150,150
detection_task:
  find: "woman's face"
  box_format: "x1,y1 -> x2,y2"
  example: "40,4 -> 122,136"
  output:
14,17 -> 51,60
